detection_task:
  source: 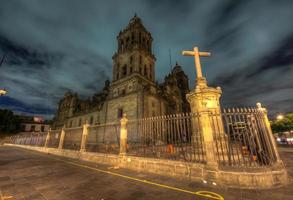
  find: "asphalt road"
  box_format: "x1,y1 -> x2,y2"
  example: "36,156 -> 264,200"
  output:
0,146 -> 292,200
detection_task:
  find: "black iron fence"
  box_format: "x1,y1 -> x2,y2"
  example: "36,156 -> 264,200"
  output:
87,122 -> 120,154
8,107 -> 278,169
48,129 -> 61,148
126,113 -> 205,163
12,132 -> 47,146
213,108 -> 277,168
63,127 -> 83,150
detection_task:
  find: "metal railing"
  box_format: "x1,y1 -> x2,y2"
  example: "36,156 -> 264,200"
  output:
48,129 -> 61,148
212,108 -> 277,168
87,122 -> 120,154
63,127 -> 83,150
126,113 -> 205,163
7,107 -> 278,169
12,132 -> 47,146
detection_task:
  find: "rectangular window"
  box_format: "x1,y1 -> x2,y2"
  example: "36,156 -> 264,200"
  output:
118,108 -> 123,119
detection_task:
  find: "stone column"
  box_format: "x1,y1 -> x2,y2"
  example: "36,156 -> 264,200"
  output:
58,126 -> 66,149
80,121 -> 90,152
44,128 -> 51,148
186,78 -> 226,169
256,103 -> 282,163
119,114 -> 128,156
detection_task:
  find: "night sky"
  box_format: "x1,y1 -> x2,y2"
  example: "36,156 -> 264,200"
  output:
0,0 -> 292,119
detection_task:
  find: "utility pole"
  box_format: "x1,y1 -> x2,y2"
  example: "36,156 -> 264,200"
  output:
0,54 -> 8,96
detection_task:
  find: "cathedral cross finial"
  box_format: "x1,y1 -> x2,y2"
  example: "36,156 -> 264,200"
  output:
182,47 -> 211,79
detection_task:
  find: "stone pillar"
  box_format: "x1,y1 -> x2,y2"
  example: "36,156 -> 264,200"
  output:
119,114 -> 128,156
256,103 -> 282,163
44,128 -> 51,148
80,121 -> 90,152
58,126 -> 66,149
186,78 -> 226,169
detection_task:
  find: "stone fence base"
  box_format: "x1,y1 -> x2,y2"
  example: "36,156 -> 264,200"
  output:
5,144 -> 288,189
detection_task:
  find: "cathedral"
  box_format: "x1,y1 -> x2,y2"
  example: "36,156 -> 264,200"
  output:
53,15 -> 190,129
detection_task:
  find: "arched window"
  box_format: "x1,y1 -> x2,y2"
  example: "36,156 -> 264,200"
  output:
116,63 -> 120,80
122,65 -> 127,76
149,64 -> 152,79
131,32 -> 135,44
130,56 -> 133,64
126,37 -> 130,47
90,116 -> 94,125
121,41 -> 124,51
144,65 -> 147,76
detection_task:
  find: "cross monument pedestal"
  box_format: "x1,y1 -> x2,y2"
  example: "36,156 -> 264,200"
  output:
183,47 -> 227,170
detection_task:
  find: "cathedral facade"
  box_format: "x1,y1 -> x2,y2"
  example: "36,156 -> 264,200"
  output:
53,15 -> 190,129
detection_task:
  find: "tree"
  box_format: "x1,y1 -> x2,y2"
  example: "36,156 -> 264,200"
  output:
271,113 -> 293,133
0,109 -> 21,137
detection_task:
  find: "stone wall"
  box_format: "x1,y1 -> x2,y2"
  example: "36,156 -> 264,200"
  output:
6,144 -> 288,189
106,92 -> 139,122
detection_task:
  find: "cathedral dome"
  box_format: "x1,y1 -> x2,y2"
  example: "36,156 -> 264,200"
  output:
172,62 -> 183,73
129,13 -> 142,24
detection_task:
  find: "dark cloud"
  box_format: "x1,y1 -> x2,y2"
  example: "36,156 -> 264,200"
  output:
0,0 -> 293,119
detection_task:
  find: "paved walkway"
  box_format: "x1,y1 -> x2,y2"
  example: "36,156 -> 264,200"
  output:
0,146 -> 292,200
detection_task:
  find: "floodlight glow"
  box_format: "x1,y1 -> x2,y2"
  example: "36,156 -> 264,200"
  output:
277,114 -> 284,120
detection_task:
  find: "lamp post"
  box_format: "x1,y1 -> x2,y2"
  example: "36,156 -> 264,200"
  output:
0,89 -> 7,96
0,55 -> 7,96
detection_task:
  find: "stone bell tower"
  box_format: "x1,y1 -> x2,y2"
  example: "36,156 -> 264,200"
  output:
112,14 -> 156,82
106,14 -> 159,122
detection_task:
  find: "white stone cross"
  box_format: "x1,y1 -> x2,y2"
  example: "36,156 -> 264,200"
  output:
182,47 -> 211,78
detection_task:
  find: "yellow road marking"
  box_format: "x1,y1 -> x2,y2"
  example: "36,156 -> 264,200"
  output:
18,147 -> 224,200
0,196 -> 13,200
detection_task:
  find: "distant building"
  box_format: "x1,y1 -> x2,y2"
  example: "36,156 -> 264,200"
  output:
18,115 -> 50,133
53,15 -> 190,129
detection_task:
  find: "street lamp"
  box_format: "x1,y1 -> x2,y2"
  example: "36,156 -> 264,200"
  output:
0,89 -> 7,96
276,114 -> 284,120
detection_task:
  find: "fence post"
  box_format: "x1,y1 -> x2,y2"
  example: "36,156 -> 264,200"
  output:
119,114 -> 128,155
58,126 -> 66,149
187,82 -> 225,169
44,128 -> 51,148
256,102 -> 282,163
80,121 -> 89,152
